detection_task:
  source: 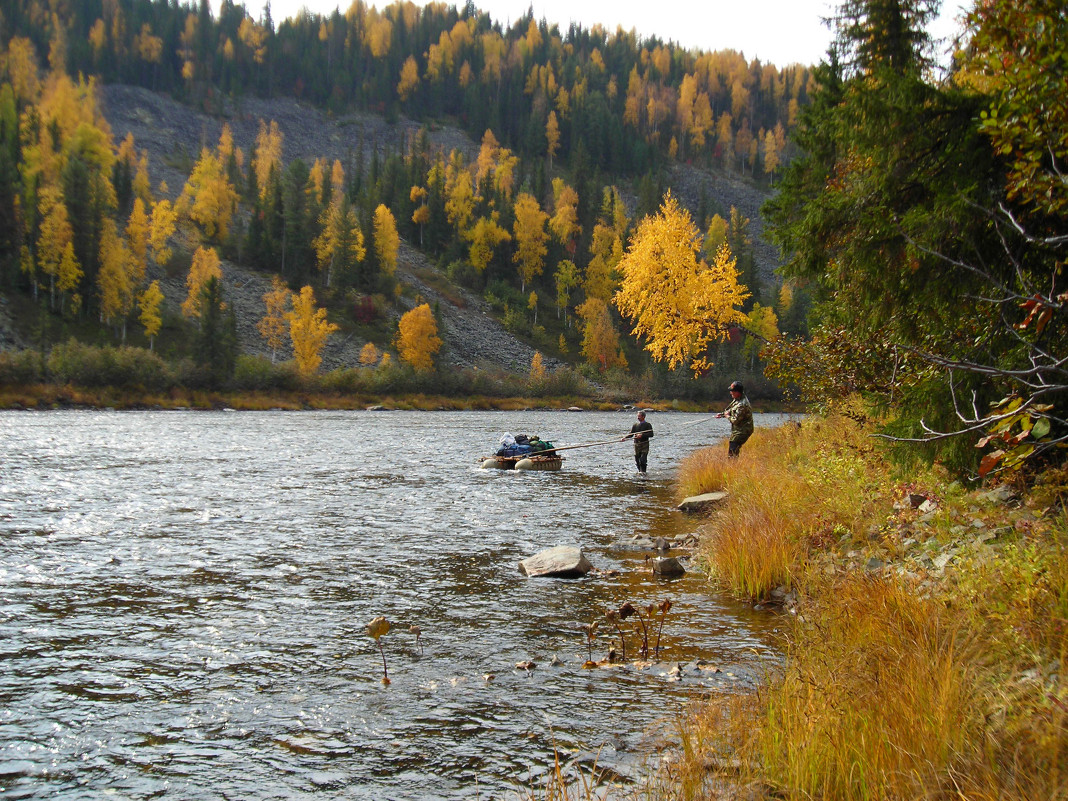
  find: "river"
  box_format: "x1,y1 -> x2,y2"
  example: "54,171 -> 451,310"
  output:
0,409 -> 788,799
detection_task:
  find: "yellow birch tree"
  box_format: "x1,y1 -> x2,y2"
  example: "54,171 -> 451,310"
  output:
253,119 -> 283,199
177,148 -> 238,241
182,246 -> 223,320
549,178 -> 580,251
465,215 -> 510,273
258,276 -> 292,362
396,303 -> 442,371
530,351 -> 546,382
545,111 -> 560,169
512,192 -> 548,292
613,192 -> 748,375
577,297 -> 627,372
149,199 -> 177,265
359,342 -> 381,366
372,204 -> 400,275
138,280 -> 164,349
125,197 -> 150,286
287,285 -> 338,375
97,219 -> 133,333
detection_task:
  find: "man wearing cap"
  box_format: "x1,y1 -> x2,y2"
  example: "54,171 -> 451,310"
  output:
622,410 -> 654,474
715,381 -> 754,458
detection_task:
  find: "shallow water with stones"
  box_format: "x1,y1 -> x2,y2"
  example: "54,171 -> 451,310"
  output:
0,409 -> 789,799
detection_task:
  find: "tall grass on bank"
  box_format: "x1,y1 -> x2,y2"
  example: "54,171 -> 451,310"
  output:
744,577 -> 982,800
675,412 -> 1068,801
677,415 -> 886,600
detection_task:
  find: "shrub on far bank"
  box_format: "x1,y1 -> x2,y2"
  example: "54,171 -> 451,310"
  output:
0,349 -> 45,384
46,340 -> 173,391
232,355 -> 302,392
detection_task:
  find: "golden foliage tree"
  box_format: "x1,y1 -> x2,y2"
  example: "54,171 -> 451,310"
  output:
253,119 -> 283,199
6,37 -> 41,103
703,213 -> 728,257
315,198 -> 365,287
287,285 -> 338,375
549,178 -> 580,251
125,197 -> 150,286
512,192 -> 548,292
36,189 -> 78,312
742,302 -> 779,368
553,259 -> 580,321
530,351 -> 546,382
258,276 -> 292,362
396,303 -> 443,371
398,55 -> 420,101
613,192 -> 748,375
149,199 -> 177,266
577,297 -> 627,372
444,155 -> 476,233
138,280 -> 164,349
359,342 -> 381,366
182,246 -> 223,320
372,204 -> 400,275
97,219 -> 133,332
545,111 -> 560,169
178,148 -> 238,241
763,128 -> 780,183
465,215 -> 510,273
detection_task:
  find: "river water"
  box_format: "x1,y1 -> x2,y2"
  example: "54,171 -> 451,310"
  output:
0,409 -> 788,800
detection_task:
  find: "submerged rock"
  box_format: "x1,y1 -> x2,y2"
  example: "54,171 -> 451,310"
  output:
652,557 -> 686,577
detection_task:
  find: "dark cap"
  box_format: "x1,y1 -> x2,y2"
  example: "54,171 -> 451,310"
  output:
729,381 -> 744,393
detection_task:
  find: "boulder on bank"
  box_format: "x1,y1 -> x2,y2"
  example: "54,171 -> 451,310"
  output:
519,546 -> 593,578
677,492 -> 729,513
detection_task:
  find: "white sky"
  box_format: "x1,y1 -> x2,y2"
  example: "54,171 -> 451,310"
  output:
239,0 -> 971,67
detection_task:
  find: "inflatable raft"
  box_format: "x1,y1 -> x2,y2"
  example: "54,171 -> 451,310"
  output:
480,454 -> 564,471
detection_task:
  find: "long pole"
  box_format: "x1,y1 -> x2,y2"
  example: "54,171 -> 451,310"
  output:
518,437 -> 629,455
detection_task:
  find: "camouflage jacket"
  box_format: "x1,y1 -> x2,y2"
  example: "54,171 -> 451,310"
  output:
725,397 -> 754,436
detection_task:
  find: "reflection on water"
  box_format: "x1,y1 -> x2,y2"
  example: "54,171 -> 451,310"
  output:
0,409 -> 790,799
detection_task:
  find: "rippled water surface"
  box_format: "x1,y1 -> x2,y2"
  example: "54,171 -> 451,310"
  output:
0,409 -> 788,799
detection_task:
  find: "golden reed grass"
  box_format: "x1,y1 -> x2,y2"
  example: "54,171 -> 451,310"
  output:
672,413 -> 1068,801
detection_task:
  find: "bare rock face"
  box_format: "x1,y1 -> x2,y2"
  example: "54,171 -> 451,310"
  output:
519,546 -> 593,578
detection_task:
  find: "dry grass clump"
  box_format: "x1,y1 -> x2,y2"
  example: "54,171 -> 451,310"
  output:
743,577 -> 984,800
679,413 -> 882,600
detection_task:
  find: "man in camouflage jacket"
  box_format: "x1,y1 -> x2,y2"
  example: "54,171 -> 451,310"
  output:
715,381 -> 754,458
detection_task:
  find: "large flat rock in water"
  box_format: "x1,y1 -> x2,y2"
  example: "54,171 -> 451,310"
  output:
519,546 -> 593,578
677,492 -> 729,513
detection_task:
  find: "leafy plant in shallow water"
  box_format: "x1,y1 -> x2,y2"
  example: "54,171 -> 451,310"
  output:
653,600 -> 672,658
604,608 -> 626,662
603,600 -> 673,663
581,619 -> 599,663
623,602 -> 652,658
367,616 -> 392,684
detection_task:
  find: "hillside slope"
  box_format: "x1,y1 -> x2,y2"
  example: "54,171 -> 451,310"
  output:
1,85 -> 779,370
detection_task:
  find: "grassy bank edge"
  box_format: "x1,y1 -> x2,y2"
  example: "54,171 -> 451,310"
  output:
662,412 -> 1068,801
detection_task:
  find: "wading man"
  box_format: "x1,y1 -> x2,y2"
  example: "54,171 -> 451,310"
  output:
622,410 -> 654,474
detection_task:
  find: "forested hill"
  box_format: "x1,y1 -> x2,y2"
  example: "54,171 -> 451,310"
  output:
3,0 -> 807,179
0,0 -> 795,395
